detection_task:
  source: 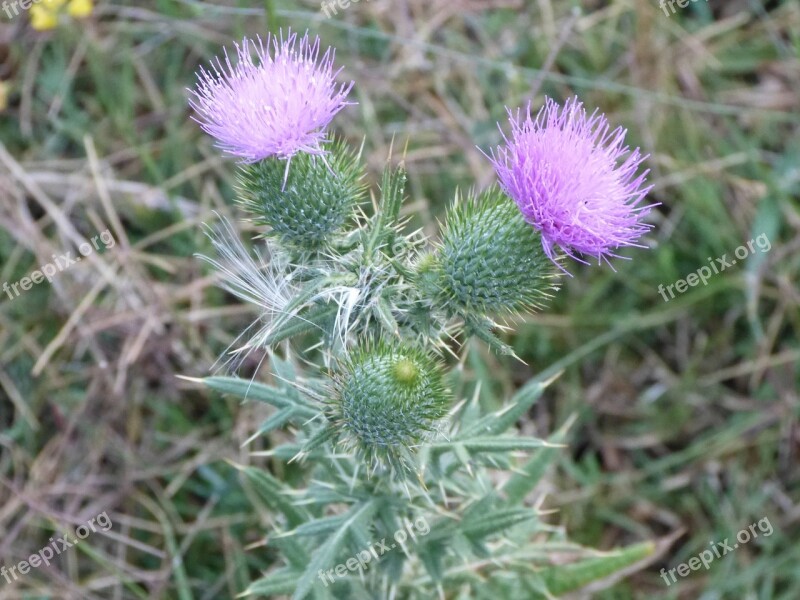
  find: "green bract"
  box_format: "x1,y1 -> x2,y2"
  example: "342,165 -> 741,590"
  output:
326,342 -> 451,473
432,188 -> 559,316
237,138 -> 366,249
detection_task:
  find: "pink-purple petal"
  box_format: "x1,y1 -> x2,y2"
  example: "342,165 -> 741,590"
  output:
189,30 -> 354,163
489,97 -> 656,271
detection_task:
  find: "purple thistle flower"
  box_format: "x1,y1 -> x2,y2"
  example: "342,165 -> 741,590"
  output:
488,96 -> 655,272
189,30 -> 354,164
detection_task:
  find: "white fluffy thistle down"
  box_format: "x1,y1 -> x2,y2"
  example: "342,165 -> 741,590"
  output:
198,217 -> 297,368
199,217 -> 408,368
313,285 -> 361,351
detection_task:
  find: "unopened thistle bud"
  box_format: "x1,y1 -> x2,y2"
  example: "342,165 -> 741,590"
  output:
426,188 -> 558,317
325,342 -> 451,473
237,139 -> 367,250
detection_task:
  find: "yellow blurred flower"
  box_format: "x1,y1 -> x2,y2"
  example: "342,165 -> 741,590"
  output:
0,81 -> 9,113
30,0 -> 94,31
68,0 -> 93,17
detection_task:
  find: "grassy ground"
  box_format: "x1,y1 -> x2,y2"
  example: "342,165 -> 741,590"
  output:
0,0 -> 798,598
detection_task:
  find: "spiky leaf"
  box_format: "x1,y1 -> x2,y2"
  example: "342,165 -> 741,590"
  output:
536,541 -> 655,595
293,501 -> 378,600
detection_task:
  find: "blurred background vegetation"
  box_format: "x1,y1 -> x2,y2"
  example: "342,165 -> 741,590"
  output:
0,0 -> 798,598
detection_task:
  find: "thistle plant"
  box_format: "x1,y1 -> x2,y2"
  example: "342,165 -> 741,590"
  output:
191,29 -> 657,599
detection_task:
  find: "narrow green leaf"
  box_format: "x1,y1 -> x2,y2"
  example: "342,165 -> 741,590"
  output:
364,164 -> 406,258
430,436 -> 555,453
235,482 -> 312,576
461,508 -> 536,539
242,569 -> 300,597
373,295 -> 400,336
464,317 -> 518,358
270,355 -> 301,400
249,407 -> 296,439
503,416 -> 574,505
287,514 -> 347,538
537,541 -> 655,595
461,377 -> 551,437
240,466 -> 308,527
293,501 -> 378,600
301,426 -> 337,454
271,536 -> 310,572
203,376 -> 317,418
381,163 -> 406,226
417,542 -> 446,582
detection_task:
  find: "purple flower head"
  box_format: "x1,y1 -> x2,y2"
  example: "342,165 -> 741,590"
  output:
189,30 -> 354,163
488,96 -> 655,272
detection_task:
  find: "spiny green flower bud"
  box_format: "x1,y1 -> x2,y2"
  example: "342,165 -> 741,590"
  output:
326,342 -> 451,473
429,187 -> 559,316
237,138 -> 366,250
412,253 -> 442,302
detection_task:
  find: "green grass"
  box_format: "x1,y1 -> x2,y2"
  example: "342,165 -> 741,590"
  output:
0,0 -> 798,598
